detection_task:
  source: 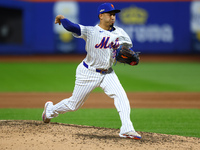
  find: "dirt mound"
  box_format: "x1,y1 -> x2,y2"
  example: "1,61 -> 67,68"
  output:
0,120 -> 199,150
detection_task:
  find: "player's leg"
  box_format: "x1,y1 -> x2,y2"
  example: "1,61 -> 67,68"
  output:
50,83 -> 93,116
44,63 -> 102,119
100,71 -> 135,134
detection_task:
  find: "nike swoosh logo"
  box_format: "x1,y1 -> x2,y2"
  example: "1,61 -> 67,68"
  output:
99,31 -> 103,33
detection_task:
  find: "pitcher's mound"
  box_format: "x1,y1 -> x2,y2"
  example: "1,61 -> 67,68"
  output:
0,120 -> 199,150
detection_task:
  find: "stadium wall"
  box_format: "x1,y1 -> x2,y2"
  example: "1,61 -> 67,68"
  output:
0,0 -> 199,54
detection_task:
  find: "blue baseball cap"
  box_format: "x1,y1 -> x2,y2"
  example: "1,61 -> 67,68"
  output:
97,3 -> 120,16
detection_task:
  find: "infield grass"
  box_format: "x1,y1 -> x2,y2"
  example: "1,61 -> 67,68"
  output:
0,62 -> 200,92
0,108 -> 199,138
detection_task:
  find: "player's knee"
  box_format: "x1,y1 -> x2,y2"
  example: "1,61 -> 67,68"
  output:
69,106 -> 79,112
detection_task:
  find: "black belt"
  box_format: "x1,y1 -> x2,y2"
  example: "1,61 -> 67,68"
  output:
83,61 -> 113,74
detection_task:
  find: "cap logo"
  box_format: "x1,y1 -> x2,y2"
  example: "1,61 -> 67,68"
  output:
100,9 -> 105,12
111,4 -> 114,8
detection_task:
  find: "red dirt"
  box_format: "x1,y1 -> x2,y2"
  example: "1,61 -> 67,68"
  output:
0,92 -> 200,108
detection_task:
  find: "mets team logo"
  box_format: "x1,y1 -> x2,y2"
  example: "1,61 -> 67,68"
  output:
95,37 -> 119,49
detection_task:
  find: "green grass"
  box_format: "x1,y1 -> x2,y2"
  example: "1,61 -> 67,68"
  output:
0,62 -> 77,92
0,62 -> 200,92
0,108 -> 199,138
114,62 -> 200,92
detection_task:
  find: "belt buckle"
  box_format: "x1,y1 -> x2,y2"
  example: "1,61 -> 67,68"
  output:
100,69 -> 108,74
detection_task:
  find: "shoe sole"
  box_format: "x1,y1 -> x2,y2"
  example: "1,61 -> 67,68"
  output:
42,101 -> 52,123
119,134 -> 141,140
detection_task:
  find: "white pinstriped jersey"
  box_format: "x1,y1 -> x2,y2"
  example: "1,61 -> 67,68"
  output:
73,24 -> 133,70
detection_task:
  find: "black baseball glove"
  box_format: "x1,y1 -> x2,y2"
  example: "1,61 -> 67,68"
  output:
115,45 -> 140,66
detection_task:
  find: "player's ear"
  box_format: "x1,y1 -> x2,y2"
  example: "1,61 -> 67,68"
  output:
99,14 -> 103,20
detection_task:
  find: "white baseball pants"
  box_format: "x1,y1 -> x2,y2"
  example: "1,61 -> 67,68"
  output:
49,62 -> 136,134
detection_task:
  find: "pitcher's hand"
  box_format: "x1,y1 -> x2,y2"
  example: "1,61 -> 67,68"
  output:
55,15 -> 65,25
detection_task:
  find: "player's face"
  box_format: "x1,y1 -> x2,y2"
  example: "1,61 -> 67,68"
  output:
101,12 -> 116,27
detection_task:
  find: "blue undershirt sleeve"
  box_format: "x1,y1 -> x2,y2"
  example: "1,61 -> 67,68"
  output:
60,18 -> 81,36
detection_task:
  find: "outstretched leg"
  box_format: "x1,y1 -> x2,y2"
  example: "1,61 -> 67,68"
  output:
43,63 -> 102,120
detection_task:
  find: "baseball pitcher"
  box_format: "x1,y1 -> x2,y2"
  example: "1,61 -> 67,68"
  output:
42,3 -> 141,140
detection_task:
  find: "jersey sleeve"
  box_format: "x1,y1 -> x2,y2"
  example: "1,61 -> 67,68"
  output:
117,27 -> 133,48
60,18 -> 81,36
72,25 -> 88,40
